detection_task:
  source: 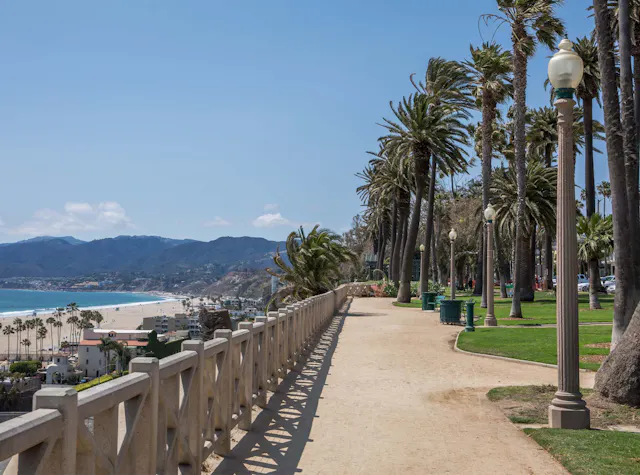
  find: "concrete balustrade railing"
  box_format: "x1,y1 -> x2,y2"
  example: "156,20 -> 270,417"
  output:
0,283 -> 360,475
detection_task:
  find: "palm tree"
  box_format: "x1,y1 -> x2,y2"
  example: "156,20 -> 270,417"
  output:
267,225 -> 357,307
597,181 -> 611,216
13,318 -> 22,359
21,339 -> 31,358
60,341 -> 70,353
92,311 -> 104,328
577,214 -> 614,310
112,341 -> 131,375
410,58 -> 474,296
593,0 -> 637,345
66,315 -> 79,349
46,317 -> 56,353
37,326 -> 47,359
3,325 -> 14,358
464,42 -> 512,306
484,0 -> 564,317
491,161 -> 557,299
380,91 -> 469,302
54,320 -> 63,350
97,337 -> 115,380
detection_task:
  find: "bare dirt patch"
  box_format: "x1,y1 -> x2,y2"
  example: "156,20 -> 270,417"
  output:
584,342 -> 611,349
580,355 -> 607,364
488,385 -> 640,429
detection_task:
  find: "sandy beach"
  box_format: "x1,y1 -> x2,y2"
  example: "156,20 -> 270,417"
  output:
0,299 -> 188,357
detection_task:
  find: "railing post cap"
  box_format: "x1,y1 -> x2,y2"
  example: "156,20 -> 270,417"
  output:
129,356 -> 159,372
182,339 -> 205,351
35,387 -> 76,397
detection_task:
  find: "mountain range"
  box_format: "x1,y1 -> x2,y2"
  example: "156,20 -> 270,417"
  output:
0,235 -> 285,278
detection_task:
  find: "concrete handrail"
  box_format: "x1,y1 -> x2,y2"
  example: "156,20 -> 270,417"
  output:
0,283 -> 361,474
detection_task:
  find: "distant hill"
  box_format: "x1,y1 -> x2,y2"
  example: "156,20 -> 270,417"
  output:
0,235 -> 85,247
0,235 -> 285,278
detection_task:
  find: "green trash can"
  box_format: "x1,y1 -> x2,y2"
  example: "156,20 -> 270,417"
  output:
422,292 -> 437,311
465,301 -> 475,332
440,300 -> 463,324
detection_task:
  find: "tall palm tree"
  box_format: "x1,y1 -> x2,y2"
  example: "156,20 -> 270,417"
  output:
577,214 -> 614,310
597,181 -> 611,215
490,161 -> 557,295
464,42 -> 512,306
54,320 -> 63,350
37,326 -> 47,359
381,92 -> 469,302
13,318 -> 22,359
485,0 -> 564,317
97,337 -> 115,380
46,317 -> 56,354
21,339 -> 31,359
92,311 -> 104,328
410,58 -> 474,296
594,0 -> 637,345
3,325 -> 14,358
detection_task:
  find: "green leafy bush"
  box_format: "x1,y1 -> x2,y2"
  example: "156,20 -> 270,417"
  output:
9,361 -> 40,376
381,282 -> 398,297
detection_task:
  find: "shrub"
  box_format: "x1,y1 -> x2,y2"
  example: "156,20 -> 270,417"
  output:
9,361 -> 40,376
382,282 -> 398,297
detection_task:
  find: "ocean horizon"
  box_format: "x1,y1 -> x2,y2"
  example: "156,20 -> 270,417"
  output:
0,289 -> 170,317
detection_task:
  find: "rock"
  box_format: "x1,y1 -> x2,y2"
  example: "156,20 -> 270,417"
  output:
199,308 -> 232,341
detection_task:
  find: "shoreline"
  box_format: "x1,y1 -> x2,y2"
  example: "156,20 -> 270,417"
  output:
0,289 -> 188,319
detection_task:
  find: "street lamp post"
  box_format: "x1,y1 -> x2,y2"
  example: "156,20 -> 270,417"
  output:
484,204 -> 497,326
448,229 -> 457,300
547,38 -> 590,429
419,244 -> 425,297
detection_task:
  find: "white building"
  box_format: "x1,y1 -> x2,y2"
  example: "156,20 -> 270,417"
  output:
77,329 -> 151,379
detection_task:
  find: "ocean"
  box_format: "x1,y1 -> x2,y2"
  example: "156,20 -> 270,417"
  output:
0,289 -> 166,316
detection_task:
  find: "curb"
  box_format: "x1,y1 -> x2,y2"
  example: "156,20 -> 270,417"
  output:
454,329 -> 593,373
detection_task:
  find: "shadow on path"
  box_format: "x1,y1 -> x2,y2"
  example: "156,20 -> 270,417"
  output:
209,299 -> 351,475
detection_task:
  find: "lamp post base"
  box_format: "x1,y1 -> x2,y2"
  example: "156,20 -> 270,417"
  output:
484,315 -> 497,326
548,391 -> 590,429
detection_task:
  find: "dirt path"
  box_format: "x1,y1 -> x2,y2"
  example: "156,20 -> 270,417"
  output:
208,297 -> 593,474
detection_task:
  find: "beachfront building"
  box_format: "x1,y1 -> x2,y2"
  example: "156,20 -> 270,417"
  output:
77,329 -> 150,378
142,314 -> 198,337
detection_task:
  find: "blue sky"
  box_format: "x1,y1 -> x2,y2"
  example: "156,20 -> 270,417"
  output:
0,1 -> 606,243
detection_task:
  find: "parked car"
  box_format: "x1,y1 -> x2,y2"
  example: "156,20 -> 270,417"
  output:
577,274 -> 589,284
601,275 -> 615,286
603,277 -> 616,289
607,283 -> 616,294
577,282 -> 589,292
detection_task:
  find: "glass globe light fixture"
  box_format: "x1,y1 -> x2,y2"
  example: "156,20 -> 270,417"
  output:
548,39 -> 584,98
449,228 -> 457,242
484,203 -> 497,222
419,244 -> 425,252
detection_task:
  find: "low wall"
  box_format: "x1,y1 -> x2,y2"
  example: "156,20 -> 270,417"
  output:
0,283 -> 362,475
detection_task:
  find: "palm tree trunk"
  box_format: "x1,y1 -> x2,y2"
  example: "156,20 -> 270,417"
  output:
481,94 -> 496,306
421,155 -> 436,294
474,231 -> 483,296
430,225 -> 438,283
393,201 -> 406,285
397,157 -> 428,303
620,0 -> 640,313
520,231 -> 535,302
589,258 -> 602,310
584,98 -> 596,217
594,0 -> 636,346
509,33 -> 528,318
389,197 -> 398,279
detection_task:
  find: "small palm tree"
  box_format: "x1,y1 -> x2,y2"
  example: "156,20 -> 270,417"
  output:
267,225 -> 356,308
54,320 -> 63,349
60,341 -> 70,353
37,326 -> 47,359
21,339 -> 31,358
578,214 -> 614,310
597,181 -> 611,215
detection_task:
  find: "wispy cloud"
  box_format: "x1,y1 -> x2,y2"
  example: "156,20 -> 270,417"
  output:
252,212 -> 292,228
203,216 -> 231,227
9,201 -> 133,236
263,203 -> 279,212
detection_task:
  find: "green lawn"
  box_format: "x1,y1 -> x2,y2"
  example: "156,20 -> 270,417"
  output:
457,326 -> 611,371
525,429 -> 640,475
393,291 -> 613,326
